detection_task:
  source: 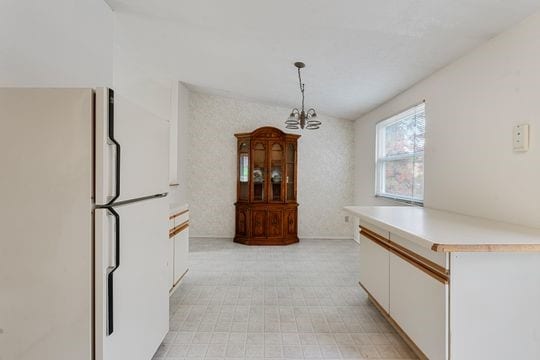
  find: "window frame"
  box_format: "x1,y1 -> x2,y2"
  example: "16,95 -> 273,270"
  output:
375,102 -> 425,205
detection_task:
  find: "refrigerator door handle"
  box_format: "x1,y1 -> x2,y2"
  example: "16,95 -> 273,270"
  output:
106,206 -> 120,336
95,88 -> 121,206
107,89 -> 120,205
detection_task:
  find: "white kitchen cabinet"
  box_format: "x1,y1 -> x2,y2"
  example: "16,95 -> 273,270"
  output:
359,233 -> 390,312
356,221 -> 449,359
345,206 -> 540,360
168,218 -> 175,288
174,226 -> 189,285
169,206 -> 189,292
389,253 -> 448,360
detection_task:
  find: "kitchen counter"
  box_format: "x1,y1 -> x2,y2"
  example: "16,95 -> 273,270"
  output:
344,206 -> 540,252
346,205 -> 540,359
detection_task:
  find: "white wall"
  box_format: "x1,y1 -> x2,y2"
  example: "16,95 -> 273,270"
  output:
114,12 -> 190,207
168,83 -> 190,205
113,34 -> 173,120
176,83 -> 190,205
0,0 -> 113,87
354,12 -> 540,228
188,92 -> 354,239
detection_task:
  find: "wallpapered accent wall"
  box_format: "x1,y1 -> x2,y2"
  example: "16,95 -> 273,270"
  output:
188,92 -> 355,239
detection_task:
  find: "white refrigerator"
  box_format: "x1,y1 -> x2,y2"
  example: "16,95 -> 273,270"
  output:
0,88 -> 170,360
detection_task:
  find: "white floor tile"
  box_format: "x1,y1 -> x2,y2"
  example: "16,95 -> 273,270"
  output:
158,238 -> 417,360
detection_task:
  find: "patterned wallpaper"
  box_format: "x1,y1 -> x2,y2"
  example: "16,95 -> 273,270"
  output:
187,92 -> 355,239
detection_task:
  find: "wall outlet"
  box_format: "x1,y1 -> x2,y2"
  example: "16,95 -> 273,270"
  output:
513,124 -> 529,152
345,216 -> 349,223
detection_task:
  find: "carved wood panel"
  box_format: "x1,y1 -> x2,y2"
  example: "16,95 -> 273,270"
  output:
251,210 -> 267,238
236,208 -> 248,237
286,209 -> 297,235
267,210 -> 283,238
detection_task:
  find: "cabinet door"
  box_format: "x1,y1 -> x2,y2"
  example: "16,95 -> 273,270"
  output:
236,207 -> 249,237
237,141 -> 250,201
251,141 -> 266,202
285,143 -> 297,202
389,253 -> 448,360
269,142 -> 284,202
168,219 -> 175,288
267,210 -> 283,238
251,210 -> 267,238
174,228 -> 189,285
359,233 -> 390,312
285,209 -> 297,236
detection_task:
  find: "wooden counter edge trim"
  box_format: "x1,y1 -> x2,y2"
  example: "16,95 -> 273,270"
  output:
169,209 -> 189,220
360,227 -> 449,284
359,227 -> 392,251
358,281 -> 429,360
431,243 -> 540,252
361,226 -> 448,276
169,220 -> 189,238
391,239 -> 449,276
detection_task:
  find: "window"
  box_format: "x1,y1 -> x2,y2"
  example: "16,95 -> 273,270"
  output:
375,102 -> 425,204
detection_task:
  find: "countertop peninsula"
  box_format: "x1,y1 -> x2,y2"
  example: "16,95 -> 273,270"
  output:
344,206 -> 540,252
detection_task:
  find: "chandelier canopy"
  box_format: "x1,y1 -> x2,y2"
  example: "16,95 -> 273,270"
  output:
285,62 -> 321,130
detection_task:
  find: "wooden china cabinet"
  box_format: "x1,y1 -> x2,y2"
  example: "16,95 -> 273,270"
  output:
234,126 -> 300,245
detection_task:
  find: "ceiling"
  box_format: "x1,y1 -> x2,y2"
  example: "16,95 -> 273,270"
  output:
106,0 -> 540,120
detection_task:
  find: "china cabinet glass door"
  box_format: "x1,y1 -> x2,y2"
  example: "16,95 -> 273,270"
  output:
286,143 -> 296,201
269,143 -> 284,201
238,141 -> 249,201
252,142 -> 266,201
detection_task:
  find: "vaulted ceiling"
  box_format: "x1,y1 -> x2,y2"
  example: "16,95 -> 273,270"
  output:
106,0 -> 540,119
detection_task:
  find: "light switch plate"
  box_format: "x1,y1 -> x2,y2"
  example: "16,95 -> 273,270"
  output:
513,124 -> 529,152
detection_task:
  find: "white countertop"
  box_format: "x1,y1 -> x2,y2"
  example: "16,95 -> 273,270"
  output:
344,206 -> 540,252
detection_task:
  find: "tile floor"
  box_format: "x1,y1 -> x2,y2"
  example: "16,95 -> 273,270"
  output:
153,238 -> 417,360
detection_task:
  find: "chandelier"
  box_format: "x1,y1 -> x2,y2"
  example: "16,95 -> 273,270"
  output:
285,62 -> 321,130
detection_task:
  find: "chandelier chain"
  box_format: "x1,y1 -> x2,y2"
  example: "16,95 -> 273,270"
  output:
298,67 -> 305,112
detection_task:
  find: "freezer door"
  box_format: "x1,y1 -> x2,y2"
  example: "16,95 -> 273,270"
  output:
95,88 -> 169,205
95,197 -> 169,360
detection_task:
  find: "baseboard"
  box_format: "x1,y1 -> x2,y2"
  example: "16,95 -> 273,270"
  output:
299,236 -> 354,240
190,235 -> 354,241
190,235 -> 234,240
